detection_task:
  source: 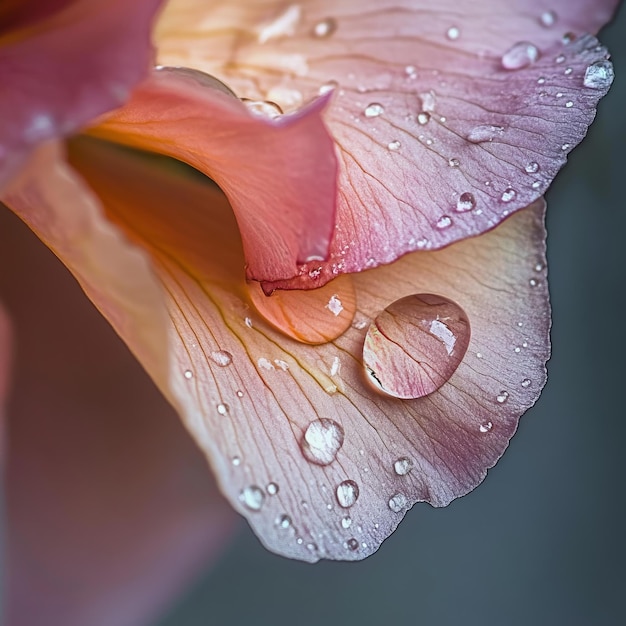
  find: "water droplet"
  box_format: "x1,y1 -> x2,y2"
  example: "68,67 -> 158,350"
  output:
236,390 -> 244,398
276,514 -> 292,529
534,262 -> 544,272
240,485 -> 265,511
419,91 -> 436,112
210,350 -> 233,367
243,99 -> 283,118
501,187 -> 517,203
405,65 -> 417,78
531,181 -> 542,190
183,369 -> 193,379
232,456 -> 241,466
388,493 -> 408,513
364,102 -> 384,118
501,41 -> 540,70
467,125 -> 504,143
583,60 -> 615,89
529,278 -> 539,287
267,482 -> 279,495
561,143 -> 570,151
539,10 -> 557,27
565,101 -> 573,108
362,294 -> 471,399
346,537 -> 360,551
521,378 -> 531,388
312,17 -> 336,38
496,391 -> 509,404
318,80 -> 338,95
537,76 -> 546,85
436,215 -> 452,229
448,157 -> 460,167
217,403 -> 229,416
388,140 -> 401,151
341,516 -> 352,529
555,54 -> 566,64
301,418 -> 345,465
446,26 -> 460,40
336,480 -> 359,508
394,457 -> 413,476
417,111 -> 431,125
525,162 -> 539,174
564,67 -> 573,75
249,276 -> 356,344
456,192 -> 476,213
244,316 -> 253,328
479,420 -> 493,433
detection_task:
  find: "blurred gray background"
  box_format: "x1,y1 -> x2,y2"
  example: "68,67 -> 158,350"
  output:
158,8 -> 626,626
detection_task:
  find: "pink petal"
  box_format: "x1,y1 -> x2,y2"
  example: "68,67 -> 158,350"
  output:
155,0 -> 617,288
0,0 -> 163,190
0,152 -> 237,626
90,67 -> 338,284
4,137 -> 550,562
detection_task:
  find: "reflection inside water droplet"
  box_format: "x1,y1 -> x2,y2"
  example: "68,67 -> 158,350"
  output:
301,418 -> 345,465
240,485 -> 265,511
362,294 -> 471,399
248,275 -> 356,344
336,480 -> 360,508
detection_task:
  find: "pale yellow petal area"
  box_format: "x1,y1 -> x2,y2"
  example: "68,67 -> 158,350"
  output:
4,139 -> 549,561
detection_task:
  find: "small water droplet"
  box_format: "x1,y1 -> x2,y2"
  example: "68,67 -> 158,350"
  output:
448,157 -> 460,167
565,101 -> 573,108
210,350 -> 233,367
531,181 -> 542,190
341,516 -> 352,529
555,54 -> 566,64
183,369 -> 193,379
267,482 -> 279,496
501,41 -> 540,70
364,102 -> 384,118
236,390 -> 244,398
446,26 -> 460,40
311,17 -> 336,38
419,91 -> 436,112
564,67 -> 573,75
529,278 -> 539,287
417,111 -> 431,125
243,99 -> 283,118
394,457 -> 413,476
501,187 -> 517,203
301,419 -> 345,465
388,493 -> 408,513
583,60 -> 615,89
456,192 -> 476,213
244,316 -> 253,328
318,80 -> 338,95
476,352 -> 483,359
217,403 -> 229,416
346,537 -> 360,551
232,456 -> 241,466
388,140 -> 401,151
276,514 -> 292,529
561,143 -> 570,151
240,485 -> 265,511
537,76 -> 546,85
525,162 -> 539,174
534,262 -> 544,272
363,294 -> 471,399
306,542 -> 318,552
405,65 -> 417,78
539,10 -> 557,27
336,480 -> 360,508
467,125 -> 504,143
436,215 -> 452,229
496,391 -> 509,404
562,32 -> 575,44
521,378 -> 531,388
479,420 -> 493,433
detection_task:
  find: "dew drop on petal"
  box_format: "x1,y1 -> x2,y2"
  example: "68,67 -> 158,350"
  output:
496,390 -> 509,404
388,140 -> 401,151
183,369 -> 193,379
501,41 -> 540,69
243,99 -> 283,118
217,403 -> 229,416
501,187 -> 517,203
232,456 -> 241,467
346,538 -> 360,551
210,350 -> 233,367
240,485 -> 265,511
448,157 -> 460,167
301,418 -> 345,465
341,516 -> 352,529
248,276 -> 356,344
417,112 -> 431,125
456,192 -> 476,213
336,480 -> 360,508
436,215 -> 452,229
388,493 -> 408,513
539,10 -> 557,27
446,26 -> 460,40
467,125 -> 504,143
525,162 -> 540,174
583,60 -> 615,89
362,294 -> 471,399
267,482 -> 279,495
318,80 -> 338,95
364,102 -> 384,118
521,378 -> 531,388
276,514 -> 292,529
311,17 -> 337,38
394,457 -> 414,476
479,421 -> 493,433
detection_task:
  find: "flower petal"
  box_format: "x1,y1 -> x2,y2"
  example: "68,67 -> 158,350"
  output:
155,0 -> 616,288
0,0 -> 163,190
90,67 -> 338,284
4,137 -> 549,562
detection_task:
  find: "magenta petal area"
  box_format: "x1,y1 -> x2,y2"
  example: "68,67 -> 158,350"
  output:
0,0 -> 163,190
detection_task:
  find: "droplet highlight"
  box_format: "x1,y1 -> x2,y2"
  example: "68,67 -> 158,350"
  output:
301,418 -> 345,465
362,294 -> 471,399
336,480 -> 360,508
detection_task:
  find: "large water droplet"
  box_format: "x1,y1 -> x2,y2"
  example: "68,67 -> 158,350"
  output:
583,60 -> 615,89
501,42 -> 540,69
525,162 -> 539,174
243,99 -> 283,118
394,457 -> 413,476
248,275 -> 356,344
240,485 -> 265,511
312,17 -> 337,38
364,102 -> 384,118
436,215 -> 452,230
210,350 -> 233,367
388,493 -> 408,512
501,187 -> 517,203
467,125 -> 504,143
336,480 -> 360,508
346,537 -> 360,551
301,418 -> 345,465
456,192 -> 476,213
417,111 -> 431,125
362,294 -> 471,399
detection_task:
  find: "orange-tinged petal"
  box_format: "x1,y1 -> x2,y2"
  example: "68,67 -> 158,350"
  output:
1,137 -> 550,562
154,0 -> 616,288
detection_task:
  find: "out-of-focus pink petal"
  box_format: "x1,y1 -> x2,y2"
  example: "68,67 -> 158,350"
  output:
0,157 -> 237,626
5,137 -> 550,562
90,67 -> 338,284
156,0 -> 617,288
0,0 -> 163,191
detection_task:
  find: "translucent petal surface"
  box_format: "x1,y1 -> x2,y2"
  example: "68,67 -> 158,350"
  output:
5,138 -> 549,562
155,0 -> 616,288
0,0 -> 162,190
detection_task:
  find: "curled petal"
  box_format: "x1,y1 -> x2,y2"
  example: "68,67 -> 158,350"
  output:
156,0 -> 617,288
0,0 -> 163,190
5,138 -> 550,562
90,68 -> 338,284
